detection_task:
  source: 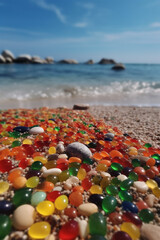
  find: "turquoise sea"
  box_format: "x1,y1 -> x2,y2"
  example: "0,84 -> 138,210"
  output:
0,63 -> 160,109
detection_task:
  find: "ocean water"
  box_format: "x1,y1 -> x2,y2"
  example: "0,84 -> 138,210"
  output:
0,63 -> 160,109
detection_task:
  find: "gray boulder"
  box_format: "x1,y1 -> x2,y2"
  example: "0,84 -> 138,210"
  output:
2,50 -> 14,60
45,57 -> 54,64
32,56 -> 46,64
0,55 -> 6,63
14,55 -> 32,63
59,59 -> 78,64
66,142 -> 92,160
98,58 -> 116,64
85,59 -> 94,64
112,63 -> 125,70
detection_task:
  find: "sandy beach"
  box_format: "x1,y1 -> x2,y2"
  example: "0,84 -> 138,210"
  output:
89,106 -> 160,148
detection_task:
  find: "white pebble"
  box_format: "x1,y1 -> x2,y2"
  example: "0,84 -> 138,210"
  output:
88,170 -> 97,176
56,143 -> 65,154
100,172 -> 111,178
58,154 -> 68,159
77,219 -> 89,238
41,167 -> 62,177
141,224 -> 160,240
133,181 -> 148,193
53,186 -> 62,191
29,126 -> 44,134
145,194 -> 156,207
66,176 -> 79,185
117,174 -> 128,181
78,203 -> 98,216
12,204 -> 36,230
63,182 -> 72,190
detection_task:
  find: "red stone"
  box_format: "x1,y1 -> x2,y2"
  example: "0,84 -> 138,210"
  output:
122,212 -> 142,227
47,191 -> 61,202
59,220 -> 79,240
109,212 -> 123,224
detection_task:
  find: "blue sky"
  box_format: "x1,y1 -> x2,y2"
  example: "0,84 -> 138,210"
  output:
1,0 -> 160,63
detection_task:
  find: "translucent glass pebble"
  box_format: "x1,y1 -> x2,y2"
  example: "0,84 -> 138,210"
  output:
28,221 -> 51,239
111,231 -> 132,240
146,179 -> 158,190
26,176 -> 39,188
102,195 -> 117,214
0,214 -> 12,239
55,195 -> 68,210
59,220 -> 79,240
121,222 -> 140,240
12,188 -> 32,207
122,201 -> 138,213
36,200 -> 55,216
31,191 -> 46,207
90,185 -> 103,194
138,209 -> 154,223
119,190 -> 133,202
0,181 -> 9,194
89,212 -> 106,236
120,179 -> 133,191
0,200 -> 14,215
106,185 -> 118,196
111,162 -> 123,172
31,161 -> 43,170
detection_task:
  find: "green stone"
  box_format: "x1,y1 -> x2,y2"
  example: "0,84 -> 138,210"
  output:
128,172 -> 138,181
12,188 -> 32,207
139,209 -> 154,223
89,212 -> 107,236
89,235 -> 107,240
9,131 -> 20,138
120,179 -> 133,191
0,214 -> 12,239
69,167 -> 78,176
88,142 -> 97,148
31,161 -> 43,170
106,185 -> 118,196
102,196 -> 117,214
119,190 -> 133,202
111,177 -> 121,186
111,163 -> 123,172
11,140 -> 21,148
151,154 -> 160,160
132,158 -> 140,167
31,191 -> 46,207
58,170 -> 70,182
54,127 -> 60,132
46,175 -> 59,184
83,158 -> 94,165
144,143 -> 152,148
68,162 -> 81,169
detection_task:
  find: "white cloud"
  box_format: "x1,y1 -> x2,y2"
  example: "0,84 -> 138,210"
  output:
74,22 -> 88,28
0,26 -> 44,36
32,0 -> 66,23
80,3 -> 94,9
150,22 -> 160,28
91,30 -> 160,44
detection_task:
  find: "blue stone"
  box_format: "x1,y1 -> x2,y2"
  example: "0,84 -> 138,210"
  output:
122,201 -> 138,213
13,126 -> 30,133
0,200 -> 14,215
88,194 -> 104,208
